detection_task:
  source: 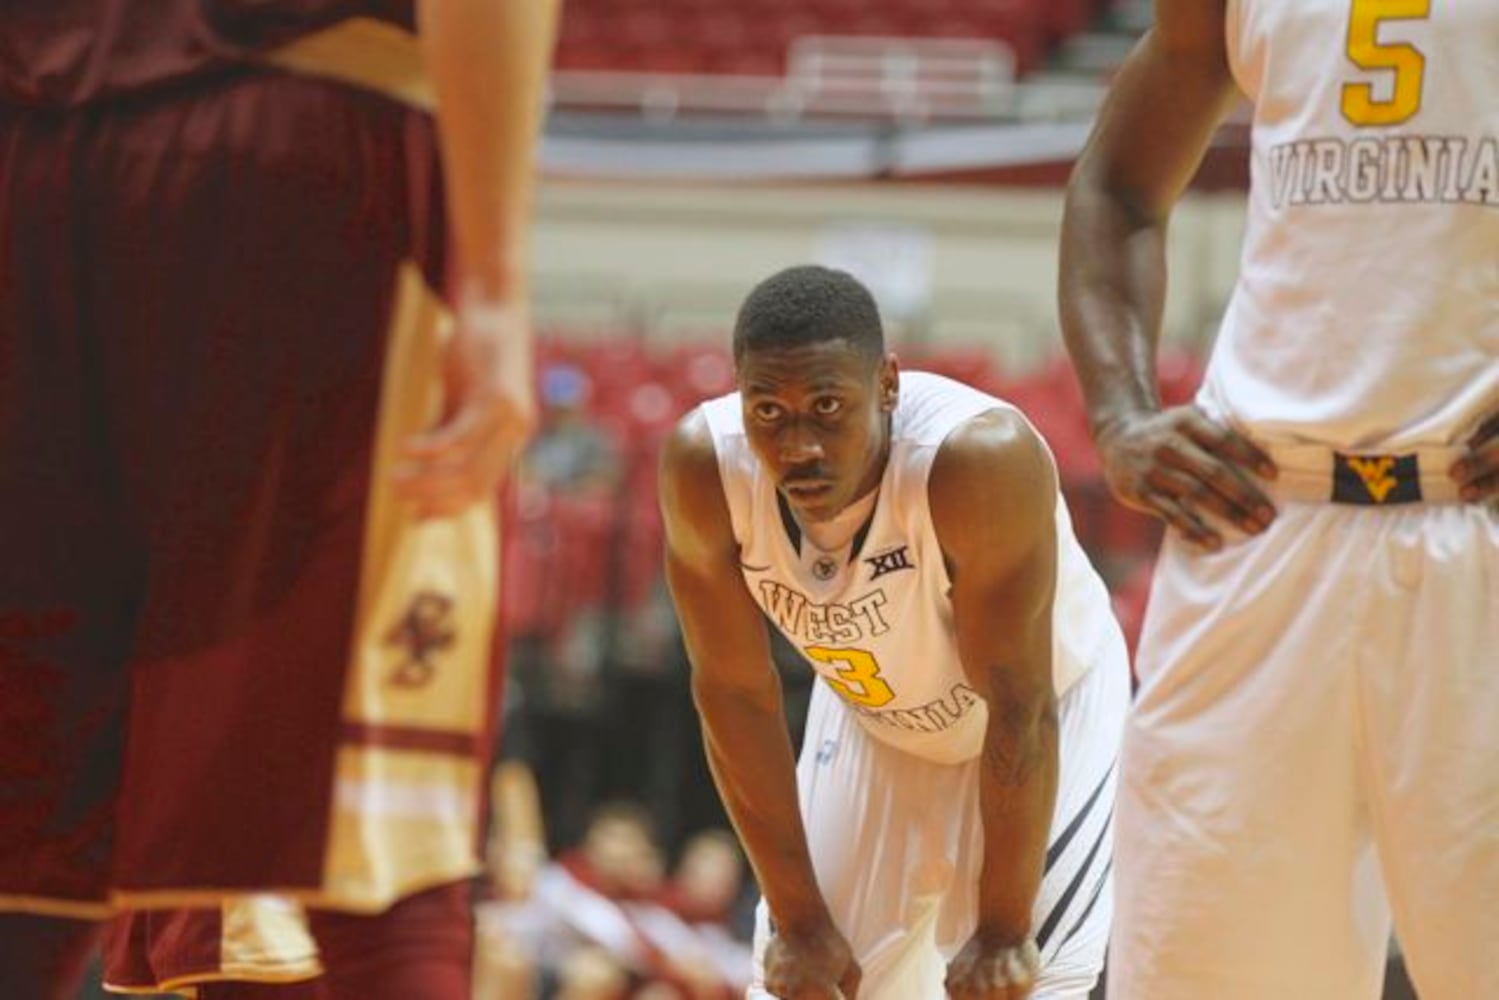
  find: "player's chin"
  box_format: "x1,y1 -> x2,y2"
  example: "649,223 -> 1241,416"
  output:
782,483 -> 841,521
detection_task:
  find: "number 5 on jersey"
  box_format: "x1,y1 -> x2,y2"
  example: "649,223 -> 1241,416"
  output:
805,646 -> 895,708
1342,0 -> 1430,127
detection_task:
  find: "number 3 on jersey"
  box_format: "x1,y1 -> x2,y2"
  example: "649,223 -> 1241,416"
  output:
1342,0 -> 1430,127
805,646 -> 895,708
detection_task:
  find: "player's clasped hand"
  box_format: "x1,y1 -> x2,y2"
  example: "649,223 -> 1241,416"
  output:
394,291 -> 536,519
1451,411 -> 1499,504
1096,405 -> 1278,550
944,934 -> 1040,999
764,921 -> 862,1000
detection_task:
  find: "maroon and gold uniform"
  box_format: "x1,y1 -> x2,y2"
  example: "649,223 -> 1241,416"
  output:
1,3 -> 501,990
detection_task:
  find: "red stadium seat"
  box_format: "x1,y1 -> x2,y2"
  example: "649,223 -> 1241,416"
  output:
553,0 -> 1082,77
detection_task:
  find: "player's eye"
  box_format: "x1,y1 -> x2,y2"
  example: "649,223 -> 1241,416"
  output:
752,401 -> 784,423
812,396 -> 843,417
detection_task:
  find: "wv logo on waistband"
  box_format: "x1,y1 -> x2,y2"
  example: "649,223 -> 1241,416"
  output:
1333,452 -> 1422,505
865,545 -> 914,581
1347,457 -> 1398,503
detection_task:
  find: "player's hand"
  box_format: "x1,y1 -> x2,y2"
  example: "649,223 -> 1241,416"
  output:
944,933 -> 1040,999
763,920 -> 861,1000
1096,405 -> 1278,550
1451,411 -> 1499,504
395,288 -> 535,518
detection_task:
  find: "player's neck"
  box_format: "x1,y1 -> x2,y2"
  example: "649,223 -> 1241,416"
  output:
800,487 -> 879,553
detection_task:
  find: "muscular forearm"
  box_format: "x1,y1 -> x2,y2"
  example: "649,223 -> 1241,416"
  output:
419,0 -> 559,299
1057,174 -> 1167,441
693,677 -> 832,931
1058,18 -> 1239,442
974,695 -> 1059,943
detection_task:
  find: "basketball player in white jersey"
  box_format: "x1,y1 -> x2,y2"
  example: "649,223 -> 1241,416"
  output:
659,265 -> 1130,999
1059,1 -> 1498,998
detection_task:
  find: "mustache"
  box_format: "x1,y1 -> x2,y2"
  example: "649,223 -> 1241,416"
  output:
782,467 -> 834,486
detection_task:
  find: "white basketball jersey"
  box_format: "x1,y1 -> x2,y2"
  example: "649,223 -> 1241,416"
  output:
1202,0 -> 1498,449
700,372 -> 1120,766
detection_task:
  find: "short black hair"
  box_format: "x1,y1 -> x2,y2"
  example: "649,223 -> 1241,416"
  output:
732,265 -> 884,366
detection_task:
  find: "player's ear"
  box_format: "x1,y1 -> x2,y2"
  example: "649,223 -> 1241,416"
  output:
879,353 -> 900,412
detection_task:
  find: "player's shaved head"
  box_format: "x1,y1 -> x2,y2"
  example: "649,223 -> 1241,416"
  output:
733,265 -> 885,367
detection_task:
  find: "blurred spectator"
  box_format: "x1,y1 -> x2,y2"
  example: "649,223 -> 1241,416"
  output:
476,761 -> 549,1000
525,364 -> 622,495
481,802 -> 744,999
660,830 -> 748,929
504,363 -> 624,849
656,831 -> 756,994
487,760 -> 550,904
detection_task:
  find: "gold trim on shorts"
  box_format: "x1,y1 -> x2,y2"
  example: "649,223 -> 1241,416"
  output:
317,262 -> 498,912
0,894 -> 114,920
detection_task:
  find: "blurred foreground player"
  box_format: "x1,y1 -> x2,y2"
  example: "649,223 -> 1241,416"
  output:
0,0 -> 558,996
660,266 -> 1129,999
1059,0 -> 1498,997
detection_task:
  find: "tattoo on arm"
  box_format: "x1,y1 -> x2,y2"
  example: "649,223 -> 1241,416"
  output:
981,693 -> 1053,786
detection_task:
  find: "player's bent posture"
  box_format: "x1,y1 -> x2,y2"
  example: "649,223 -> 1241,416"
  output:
1059,1 -> 1498,998
660,266 -> 1129,1000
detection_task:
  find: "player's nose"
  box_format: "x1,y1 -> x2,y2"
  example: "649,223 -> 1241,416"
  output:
778,421 -> 825,464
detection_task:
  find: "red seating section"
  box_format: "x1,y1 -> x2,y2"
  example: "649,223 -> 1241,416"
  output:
555,0 -> 1113,78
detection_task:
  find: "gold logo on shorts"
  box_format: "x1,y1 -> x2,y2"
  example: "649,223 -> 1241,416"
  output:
385,591 -> 456,688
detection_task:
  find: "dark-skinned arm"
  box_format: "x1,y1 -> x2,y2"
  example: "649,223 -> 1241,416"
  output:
659,412 -> 860,1000
1058,0 -> 1276,549
930,411 -> 1058,1000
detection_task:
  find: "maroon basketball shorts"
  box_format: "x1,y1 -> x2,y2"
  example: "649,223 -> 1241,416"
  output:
1,69 -> 498,916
